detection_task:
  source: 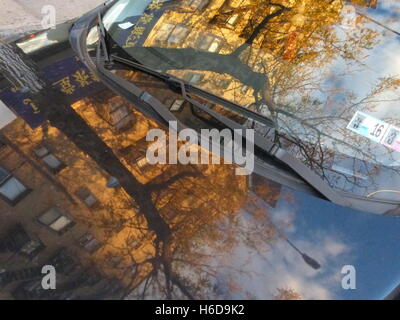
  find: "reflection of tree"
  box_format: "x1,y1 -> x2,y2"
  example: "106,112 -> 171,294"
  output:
121,0 -> 400,197
0,40 -> 245,298
0,78 -> 285,298
81,161 -> 287,299
1,82 -> 294,298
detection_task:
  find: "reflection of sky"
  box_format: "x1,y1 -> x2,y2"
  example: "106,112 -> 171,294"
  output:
215,184 -> 400,300
278,1 -> 400,197
373,5 -> 400,19
329,1 -> 400,117
287,188 -> 400,299
288,1 -> 400,124
333,3 -> 400,184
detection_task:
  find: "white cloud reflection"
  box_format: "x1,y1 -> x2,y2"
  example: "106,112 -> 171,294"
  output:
211,201 -> 354,300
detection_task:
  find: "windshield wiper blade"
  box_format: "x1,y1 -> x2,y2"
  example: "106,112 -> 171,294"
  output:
110,54 -> 275,128
105,54 -> 351,207
171,79 -> 351,207
97,12 -> 110,63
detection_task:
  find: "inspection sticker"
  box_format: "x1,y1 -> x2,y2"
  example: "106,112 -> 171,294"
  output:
347,111 -> 400,152
347,111 -> 390,143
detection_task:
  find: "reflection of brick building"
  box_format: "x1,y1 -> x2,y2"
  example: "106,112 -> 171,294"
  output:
0,134 -> 123,299
133,0 -> 350,104
0,84 -> 166,299
0,78 -> 248,299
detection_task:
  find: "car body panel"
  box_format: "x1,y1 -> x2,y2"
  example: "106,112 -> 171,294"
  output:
0,0 -> 399,300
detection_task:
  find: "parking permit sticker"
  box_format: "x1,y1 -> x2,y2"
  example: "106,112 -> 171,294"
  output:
347,111 -> 390,143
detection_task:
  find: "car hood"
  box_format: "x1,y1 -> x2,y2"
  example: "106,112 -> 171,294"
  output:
65,3 -> 400,300
0,20 -> 398,300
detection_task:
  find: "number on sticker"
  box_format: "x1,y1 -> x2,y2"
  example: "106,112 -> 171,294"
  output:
371,124 -> 385,138
384,128 -> 400,146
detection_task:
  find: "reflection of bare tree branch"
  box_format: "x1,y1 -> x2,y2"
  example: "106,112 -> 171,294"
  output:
274,107 -> 378,162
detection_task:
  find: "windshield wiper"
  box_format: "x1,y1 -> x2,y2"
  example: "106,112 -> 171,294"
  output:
92,14 -> 350,206
103,54 -> 351,207
109,55 -> 276,129
97,12 -> 110,63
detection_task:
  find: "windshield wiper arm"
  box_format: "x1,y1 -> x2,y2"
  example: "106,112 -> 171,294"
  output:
97,12 -> 110,63
102,53 -> 351,207
170,77 -> 351,207
110,54 -> 275,127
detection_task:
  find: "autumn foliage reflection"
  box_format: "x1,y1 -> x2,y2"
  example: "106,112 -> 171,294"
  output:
112,0 -> 400,199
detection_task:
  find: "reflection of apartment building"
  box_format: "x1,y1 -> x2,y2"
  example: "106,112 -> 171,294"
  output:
139,0 -> 352,109
87,89 -> 134,131
0,85 -> 173,299
0,135 -> 121,299
142,0 -> 258,106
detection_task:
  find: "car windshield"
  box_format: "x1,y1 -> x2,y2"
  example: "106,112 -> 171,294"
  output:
102,0 -> 400,201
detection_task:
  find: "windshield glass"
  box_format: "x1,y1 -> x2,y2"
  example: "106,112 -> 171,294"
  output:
102,0 -> 400,201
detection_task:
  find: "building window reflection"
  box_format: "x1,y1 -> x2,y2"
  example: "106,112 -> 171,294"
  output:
187,0 -> 209,10
0,167 -> 30,206
75,187 -> 99,209
226,13 -> 239,26
197,34 -> 223,53
38,207 -> 75,235
155,24 -> 189,44
34,146 -> 66,174
79,233 -> 102,254
0,224 -> 44,259
20,240 -> 45,259
185,72 -> 204,85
